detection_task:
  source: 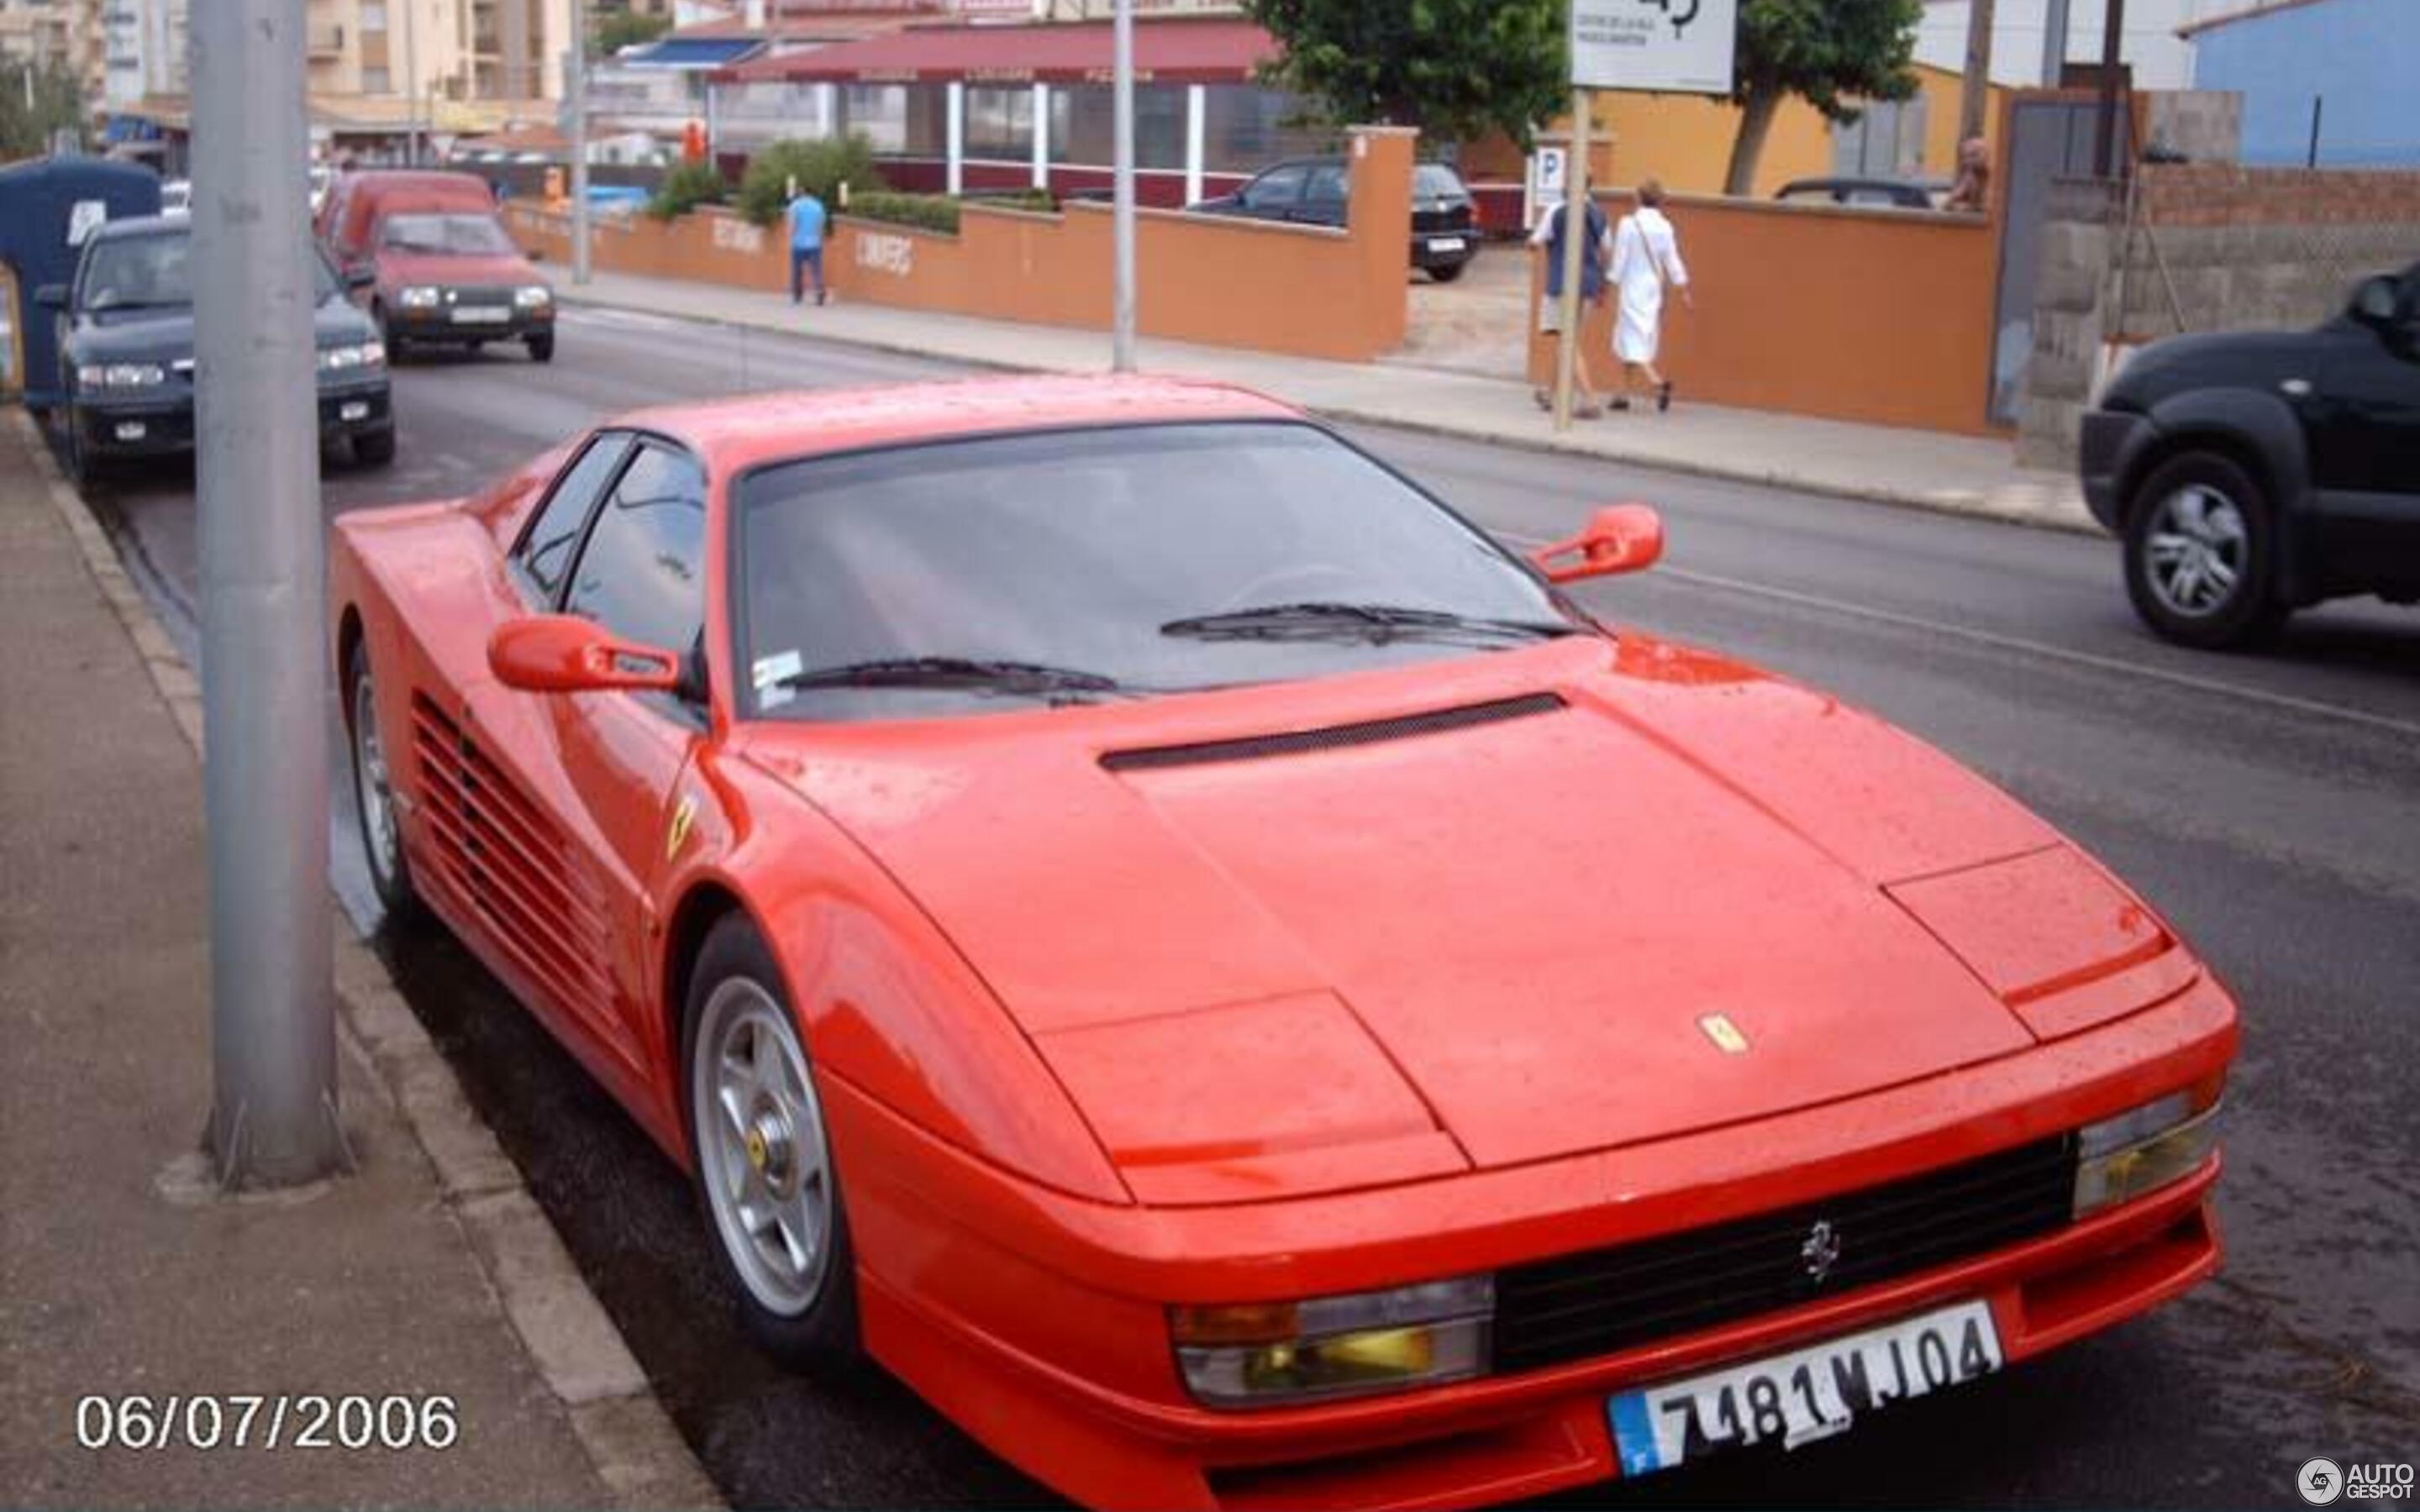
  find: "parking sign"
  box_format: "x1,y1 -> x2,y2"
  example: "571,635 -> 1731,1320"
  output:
1570,0 -> 1739,96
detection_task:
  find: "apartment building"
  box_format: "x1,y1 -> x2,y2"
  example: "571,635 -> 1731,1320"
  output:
306,0 -> 571,106
2,0 -> 108,101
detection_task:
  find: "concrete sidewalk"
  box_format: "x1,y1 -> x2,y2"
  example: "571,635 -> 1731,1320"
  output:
0,414 -> 715,1509
563,267 -> 2094,534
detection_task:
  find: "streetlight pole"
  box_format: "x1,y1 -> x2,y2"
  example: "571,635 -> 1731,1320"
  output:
570,0 -> 591,285
1110,0 -> 1135,373
1956,0 -> 1996,150
191,0 -> 341,1189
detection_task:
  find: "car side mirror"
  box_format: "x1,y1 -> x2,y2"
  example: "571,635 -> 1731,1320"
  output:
34,284 -> 67,310
1530,504 -> 1665,585
489,615 -> 681,695
346,266 -> 376,291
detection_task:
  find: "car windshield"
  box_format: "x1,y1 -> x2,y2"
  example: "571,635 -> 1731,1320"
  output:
738,422 -> 1583,722
379,212 -> 515,255
1414,164 -> 1466,198
81,231 -> 340,311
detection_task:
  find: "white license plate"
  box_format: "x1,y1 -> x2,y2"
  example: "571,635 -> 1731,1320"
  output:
1608,1300 -> 2002,1477
450,307 -> 509,324
1428,237 -> 1468,254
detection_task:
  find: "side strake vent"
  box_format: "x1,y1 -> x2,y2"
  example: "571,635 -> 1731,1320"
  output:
1102,692 -> 1566,773
409,693 -> 613,1018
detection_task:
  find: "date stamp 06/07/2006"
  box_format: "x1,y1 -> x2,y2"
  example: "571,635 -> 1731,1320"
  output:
71,1394 -> 460,1453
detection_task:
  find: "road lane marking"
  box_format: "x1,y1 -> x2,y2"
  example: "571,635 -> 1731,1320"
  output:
1497,531 -> 2420,742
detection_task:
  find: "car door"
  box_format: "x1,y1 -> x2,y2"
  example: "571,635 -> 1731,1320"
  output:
1236,162 -> 1310,223
549,439 -> 714,1081
2310,269 -> 2420,594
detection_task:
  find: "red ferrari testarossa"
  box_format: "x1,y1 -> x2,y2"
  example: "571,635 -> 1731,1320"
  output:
333,375 -> 2235,1509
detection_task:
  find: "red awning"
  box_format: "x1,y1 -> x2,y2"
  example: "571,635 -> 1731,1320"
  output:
711,18 -> 1277,87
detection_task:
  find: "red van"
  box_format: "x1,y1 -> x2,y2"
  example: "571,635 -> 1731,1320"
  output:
318,170 -> 555,363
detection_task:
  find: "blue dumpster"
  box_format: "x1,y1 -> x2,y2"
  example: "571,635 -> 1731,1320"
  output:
0,157 -> 161,411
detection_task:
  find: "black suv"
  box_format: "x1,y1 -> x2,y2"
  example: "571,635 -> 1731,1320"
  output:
2080,262 -> 2419,648
1190,159 -> 1480,281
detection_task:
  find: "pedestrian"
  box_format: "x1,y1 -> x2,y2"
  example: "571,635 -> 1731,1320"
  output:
1528,192 -> 1612,417
1944,135 -> 1992,213
1610,179 -> 1691,413
786,178 -> 828,307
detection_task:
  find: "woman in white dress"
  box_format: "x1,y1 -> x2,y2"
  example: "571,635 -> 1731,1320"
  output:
1609,180 -> 1692,412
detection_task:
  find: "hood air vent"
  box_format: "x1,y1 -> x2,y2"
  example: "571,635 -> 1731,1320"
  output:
1102,692 -> 1566,773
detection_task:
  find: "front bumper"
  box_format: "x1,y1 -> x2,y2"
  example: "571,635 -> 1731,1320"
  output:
829,974 -> 2236,1511
1410,231 -> 1479,273
385,302 -> 553,344
2079,407 -> 2156,533
71,375 -> 392,458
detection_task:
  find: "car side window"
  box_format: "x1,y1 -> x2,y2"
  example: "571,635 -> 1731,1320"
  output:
1302,165 -> 1348,213
564,444 -> 709,666
1243,164 -> 1308,212
517,433 -> 633,605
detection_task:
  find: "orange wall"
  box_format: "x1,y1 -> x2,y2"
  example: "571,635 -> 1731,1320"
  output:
1528,190 -> 2003,435
510,128 -> 1413,365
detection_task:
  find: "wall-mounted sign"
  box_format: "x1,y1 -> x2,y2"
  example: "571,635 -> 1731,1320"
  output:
1570,0 -> 1737,97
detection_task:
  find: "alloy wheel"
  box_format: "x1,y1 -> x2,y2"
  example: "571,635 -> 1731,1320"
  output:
692,979 -> 834,1318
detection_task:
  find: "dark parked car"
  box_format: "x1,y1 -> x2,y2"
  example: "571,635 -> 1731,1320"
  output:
2081,262 -> 2420,648
1190,159 -> 1480,281
38,217 -> 395,482
1774,176 -> 1940,210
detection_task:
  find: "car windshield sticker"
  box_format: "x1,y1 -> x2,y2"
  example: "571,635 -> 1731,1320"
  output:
752,649 -> 802,690
760,683 -> 797,711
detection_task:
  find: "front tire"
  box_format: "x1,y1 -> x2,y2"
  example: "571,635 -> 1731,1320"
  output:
683,916 -> 861,1369
354,426 -> 397,467
526,331 -> 555,364
2123,451 -> 2287,650
1429,260 -> 1469,284
345,637 -> 419,921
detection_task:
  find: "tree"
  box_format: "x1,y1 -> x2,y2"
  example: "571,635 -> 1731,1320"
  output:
0,58 -> 86,161
1242,0 -> 1565,151
595,8 -> 673,55
1723,0 -> 1923,195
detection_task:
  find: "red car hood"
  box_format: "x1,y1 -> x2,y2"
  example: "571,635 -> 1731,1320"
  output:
740,635 -> 2175,1198
376,249 -> 542,289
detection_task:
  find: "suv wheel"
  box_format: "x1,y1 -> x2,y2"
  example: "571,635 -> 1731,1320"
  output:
2123,452 -> 2287,650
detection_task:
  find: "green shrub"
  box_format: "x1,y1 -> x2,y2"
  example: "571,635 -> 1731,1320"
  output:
844,192 -> 960,235
736,135 -> 886,227
646,160 -> 726,222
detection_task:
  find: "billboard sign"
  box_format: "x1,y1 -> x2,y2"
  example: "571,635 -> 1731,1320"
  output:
1570,0 -> 1738,97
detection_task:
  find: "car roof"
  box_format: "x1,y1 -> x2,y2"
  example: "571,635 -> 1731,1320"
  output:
343,170 -> 494,204
86,214 -> 185,242
618,375 -> 1302,477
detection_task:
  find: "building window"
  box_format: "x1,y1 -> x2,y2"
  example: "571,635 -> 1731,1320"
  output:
964,84 -> 1034,161
1200,86 -> 1337,175
361,2 -> 386,30
1055,83 -> 1184,171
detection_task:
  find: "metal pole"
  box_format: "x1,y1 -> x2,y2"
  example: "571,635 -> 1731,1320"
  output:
192,0 -> 340,1189
1111,0 -> 1135,373
2092,0 -> 2125,179
401,0 -> 419,164
2307,94 -> 2323,168
1552,92 -> 1591,433
570,0 -> 591,285
1957,0 -> 1996,149
2041,0 -> 2070,87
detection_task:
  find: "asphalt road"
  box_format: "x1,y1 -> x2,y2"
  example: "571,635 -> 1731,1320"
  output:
69,306 -> 2420,1509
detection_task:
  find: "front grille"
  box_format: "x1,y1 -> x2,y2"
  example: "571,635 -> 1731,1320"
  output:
448,286 -> 513,307
1493,1136 -> 2076,1374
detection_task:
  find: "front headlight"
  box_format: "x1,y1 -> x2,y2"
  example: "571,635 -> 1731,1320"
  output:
397,286 -> 441,309
2074,1074 -> 2223,1218
80,362 -> 167,389
513,285 -> 552,308
317,340 -> 386,371
1171,1275 -> 1494,1409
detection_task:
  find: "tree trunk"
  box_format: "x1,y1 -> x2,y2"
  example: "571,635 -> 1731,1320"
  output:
1723,89 -> 1781,197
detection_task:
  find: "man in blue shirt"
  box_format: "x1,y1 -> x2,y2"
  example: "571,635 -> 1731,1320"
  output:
787,184 -> 828,307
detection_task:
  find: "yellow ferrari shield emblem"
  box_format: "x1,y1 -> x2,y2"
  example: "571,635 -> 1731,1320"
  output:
1698,1013 -> 1750,1054
666,795 -> 697,861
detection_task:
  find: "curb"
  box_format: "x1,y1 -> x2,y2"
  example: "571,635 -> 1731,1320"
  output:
562,287 -> 2101,539
8,407 -> 722,1512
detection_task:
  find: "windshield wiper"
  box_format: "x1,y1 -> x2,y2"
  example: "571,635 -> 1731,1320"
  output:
1160,601 -> 1581,643
765,656 -> 1133,701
